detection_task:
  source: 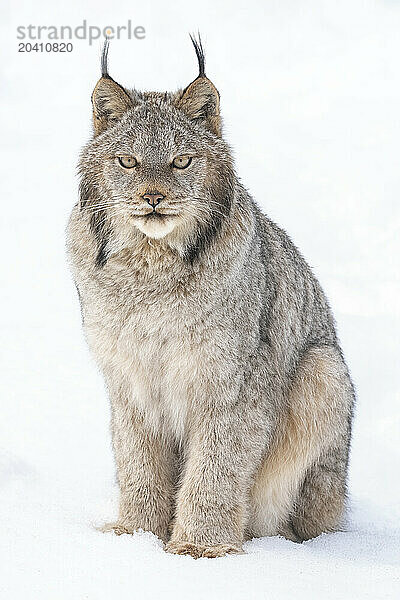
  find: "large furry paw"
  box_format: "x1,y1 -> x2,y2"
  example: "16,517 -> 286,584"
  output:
98,521 -> 137,536
165,541 -> 241,559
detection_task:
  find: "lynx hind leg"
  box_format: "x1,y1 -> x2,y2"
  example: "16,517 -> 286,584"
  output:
249,345 -> 353,541
290,445 -> 348,541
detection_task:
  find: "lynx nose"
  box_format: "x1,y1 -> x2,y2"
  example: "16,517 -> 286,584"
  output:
142,192 -> 165,208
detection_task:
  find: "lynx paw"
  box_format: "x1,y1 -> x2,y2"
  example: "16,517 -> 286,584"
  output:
165,541 -> 241,559
98,521 -> 137,536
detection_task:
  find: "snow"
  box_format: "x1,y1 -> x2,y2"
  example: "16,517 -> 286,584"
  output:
1,0 -> 399,598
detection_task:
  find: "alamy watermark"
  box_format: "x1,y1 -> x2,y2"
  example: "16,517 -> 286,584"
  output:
17,19 -> 146,47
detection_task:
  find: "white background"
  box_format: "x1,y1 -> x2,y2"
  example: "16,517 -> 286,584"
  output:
1,1 -> 399,598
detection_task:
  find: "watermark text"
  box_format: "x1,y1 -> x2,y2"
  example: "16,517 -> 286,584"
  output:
17,20 -> 146,46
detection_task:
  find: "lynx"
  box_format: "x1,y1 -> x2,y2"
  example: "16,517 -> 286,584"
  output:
67,37 -> 354,558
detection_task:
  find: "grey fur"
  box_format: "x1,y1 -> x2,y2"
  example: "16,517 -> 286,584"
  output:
67,38 -> 354,558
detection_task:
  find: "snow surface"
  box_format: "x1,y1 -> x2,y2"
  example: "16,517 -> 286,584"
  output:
1,0 -> 399,598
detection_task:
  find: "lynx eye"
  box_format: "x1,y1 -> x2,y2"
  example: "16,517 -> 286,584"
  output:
172,155 -> 192,169
117,156 -> 137,169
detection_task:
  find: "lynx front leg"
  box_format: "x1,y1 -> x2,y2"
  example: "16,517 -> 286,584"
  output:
104,380 -> 176,541
166,387 -> 268,558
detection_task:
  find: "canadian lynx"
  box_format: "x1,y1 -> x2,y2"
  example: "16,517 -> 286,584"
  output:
67,37 -> 354,558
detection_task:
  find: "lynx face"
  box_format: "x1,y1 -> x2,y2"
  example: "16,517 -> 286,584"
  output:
79,38 -> 235,262
81,101 -> 231,241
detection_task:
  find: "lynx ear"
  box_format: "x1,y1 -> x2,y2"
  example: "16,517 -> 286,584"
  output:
91,40 -> 133,135
176,35 -> 221,137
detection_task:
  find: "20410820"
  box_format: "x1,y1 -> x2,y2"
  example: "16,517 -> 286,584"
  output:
18,42 -> 73,52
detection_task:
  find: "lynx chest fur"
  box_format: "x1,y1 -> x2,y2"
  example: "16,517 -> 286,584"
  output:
70,206 -> 259,444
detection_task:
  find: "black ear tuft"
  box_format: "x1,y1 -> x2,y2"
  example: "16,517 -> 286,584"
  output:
189,33 -> 205,78
91,39 -> 134,135
101,37 -> 110,78
176,35 -> 221,136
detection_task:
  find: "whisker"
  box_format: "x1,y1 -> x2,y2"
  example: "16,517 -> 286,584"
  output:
85,201 -> 124,211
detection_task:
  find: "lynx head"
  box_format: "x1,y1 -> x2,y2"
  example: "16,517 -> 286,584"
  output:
79,36 -> 236,266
